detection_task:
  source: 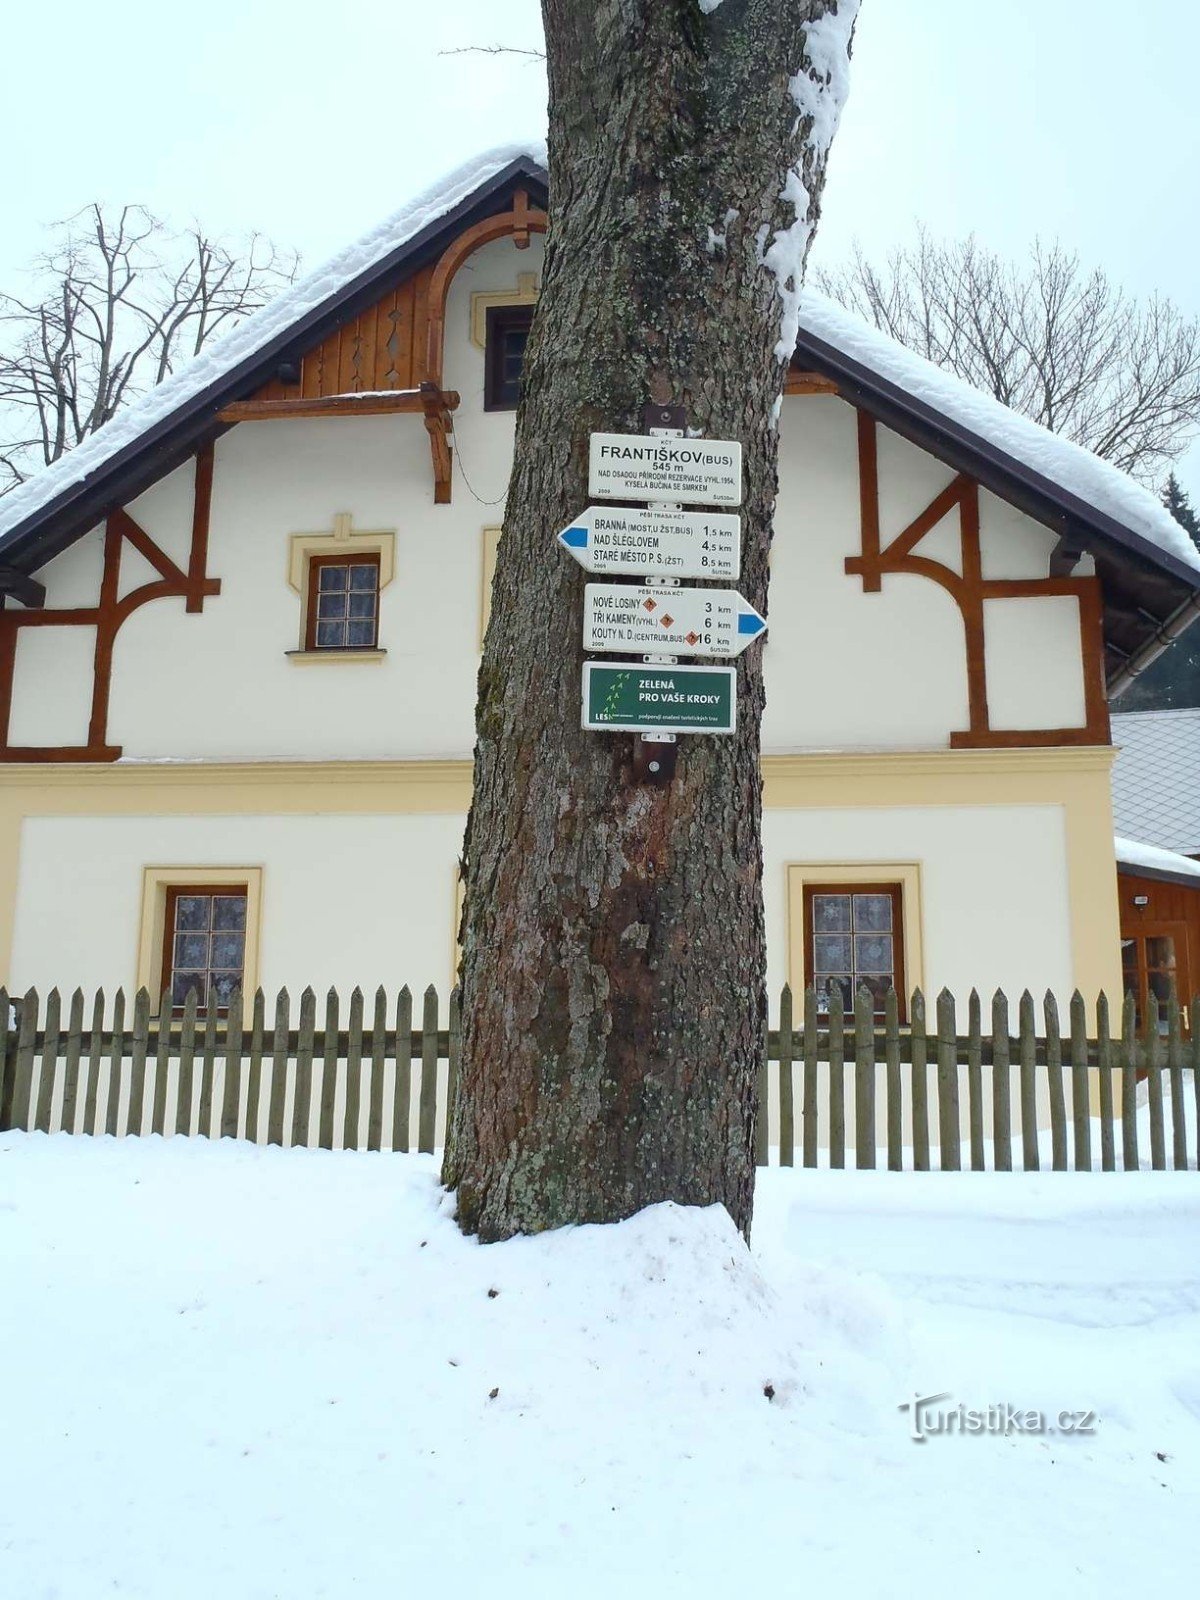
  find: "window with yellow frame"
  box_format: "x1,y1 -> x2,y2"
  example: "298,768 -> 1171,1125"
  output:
786,863 -> 923,1020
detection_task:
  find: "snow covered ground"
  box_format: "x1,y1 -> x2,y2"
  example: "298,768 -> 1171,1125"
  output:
1,1135 -> 1196,1598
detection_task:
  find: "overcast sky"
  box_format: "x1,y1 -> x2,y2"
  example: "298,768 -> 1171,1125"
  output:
4,0 -> 1199,489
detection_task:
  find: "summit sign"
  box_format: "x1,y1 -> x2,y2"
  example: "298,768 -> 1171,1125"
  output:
588,433 -> 742,506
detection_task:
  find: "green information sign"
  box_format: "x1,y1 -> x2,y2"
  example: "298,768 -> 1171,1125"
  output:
582,661 -> 736,735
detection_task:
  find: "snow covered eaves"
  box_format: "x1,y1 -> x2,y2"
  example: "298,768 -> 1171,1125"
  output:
795,292 -> 1200,587
1115,835 -> 1200,887
2,127 -> 1198,680
0,143 -> 548,572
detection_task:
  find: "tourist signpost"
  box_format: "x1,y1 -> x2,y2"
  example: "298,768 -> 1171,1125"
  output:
588,433 -> 742,505
557,506 -> 741,579
583,583 -> 767,657
558,419 -> 762,768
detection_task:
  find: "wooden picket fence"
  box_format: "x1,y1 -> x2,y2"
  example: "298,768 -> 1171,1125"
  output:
756,984 -> 1198,1173
0,981 -> 1197,1171
0,984 -> 459,1155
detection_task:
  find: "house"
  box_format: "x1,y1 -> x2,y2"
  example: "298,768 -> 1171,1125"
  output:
1110,707 -> 1200,1023
1,143 -> 1198,1019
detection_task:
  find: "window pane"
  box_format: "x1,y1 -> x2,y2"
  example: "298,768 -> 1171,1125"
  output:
856,975 -> 892,1012
212,896 -> 246,931
317,591 -> 347,619
813,935 -> 852,972
348,591 -> 376,619
211,933 -> 245,970
316,619 -> 344,648
816,975 -> 853,1012
175,895 -> 210,932
346,618 -> 375,647
174,933 -> 209,967
172,971 -> 206,1008
1148,970 -> 1174,1029
1121,939 -> 1137,973
318,565 -> 349,592
853,893 -> 892,932
503,329 -> 528,373
210,972 -> 240,1007
854,934 -> 893,974
812,895 -> 851,933
348,564 -> 378,591
1146,937 -> 1176,971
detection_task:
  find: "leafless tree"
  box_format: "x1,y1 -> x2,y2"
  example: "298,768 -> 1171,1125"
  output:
0,204 -> 298,492
814,231 -> 1200,482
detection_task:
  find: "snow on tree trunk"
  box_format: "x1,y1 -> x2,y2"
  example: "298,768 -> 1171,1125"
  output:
444,0 -> 859,1241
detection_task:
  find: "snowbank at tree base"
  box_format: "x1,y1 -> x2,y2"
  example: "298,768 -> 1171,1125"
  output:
1,1135 -> 1197,1598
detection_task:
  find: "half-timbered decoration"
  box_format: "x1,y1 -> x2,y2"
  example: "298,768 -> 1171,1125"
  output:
0,143 -> 1198,1023
0,445 -> 220,762
847,412 -> 1109,750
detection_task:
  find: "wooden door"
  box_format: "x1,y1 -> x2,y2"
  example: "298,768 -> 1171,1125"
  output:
1120,920 -> 1192,1034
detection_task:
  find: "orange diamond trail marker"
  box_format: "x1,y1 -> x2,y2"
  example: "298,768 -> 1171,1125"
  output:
582,583 -> 767,658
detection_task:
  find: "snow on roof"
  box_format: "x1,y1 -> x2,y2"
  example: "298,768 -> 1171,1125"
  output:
1115,834 -> 1200,881
797,291 -> 1200,576
2,134 -> 1197,593
0,141 -> 548,544
1111,707 -> 1200,856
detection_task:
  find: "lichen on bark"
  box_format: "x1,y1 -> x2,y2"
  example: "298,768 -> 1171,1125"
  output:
443,0 -> 857,1241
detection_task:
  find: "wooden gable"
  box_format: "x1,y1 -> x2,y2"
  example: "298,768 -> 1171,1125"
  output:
251,266 -> 436,403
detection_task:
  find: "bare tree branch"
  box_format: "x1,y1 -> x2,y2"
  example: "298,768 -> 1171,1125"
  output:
437,44 -> 546,60
0,204 -> 299,493
814,232 -> 1200,483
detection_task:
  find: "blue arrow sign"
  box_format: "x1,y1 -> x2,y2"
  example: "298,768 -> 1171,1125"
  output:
583,582 -> 767,658
555,505 -> 741,579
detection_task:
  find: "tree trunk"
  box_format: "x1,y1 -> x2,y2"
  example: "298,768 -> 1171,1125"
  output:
444,0 -> 858,1240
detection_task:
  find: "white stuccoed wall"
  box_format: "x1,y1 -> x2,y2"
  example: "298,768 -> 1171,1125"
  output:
9,802 -> 1073,1006
761,804 -> 1073,1002
11,814 -> 468,999
761,399 -> 1087,749
6,240 -> 1093,759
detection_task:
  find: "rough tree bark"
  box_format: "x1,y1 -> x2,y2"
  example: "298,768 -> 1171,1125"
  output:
444,0 -> 858,1240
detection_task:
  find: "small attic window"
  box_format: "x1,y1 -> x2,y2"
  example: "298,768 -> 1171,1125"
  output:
484,305 -> 533,412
